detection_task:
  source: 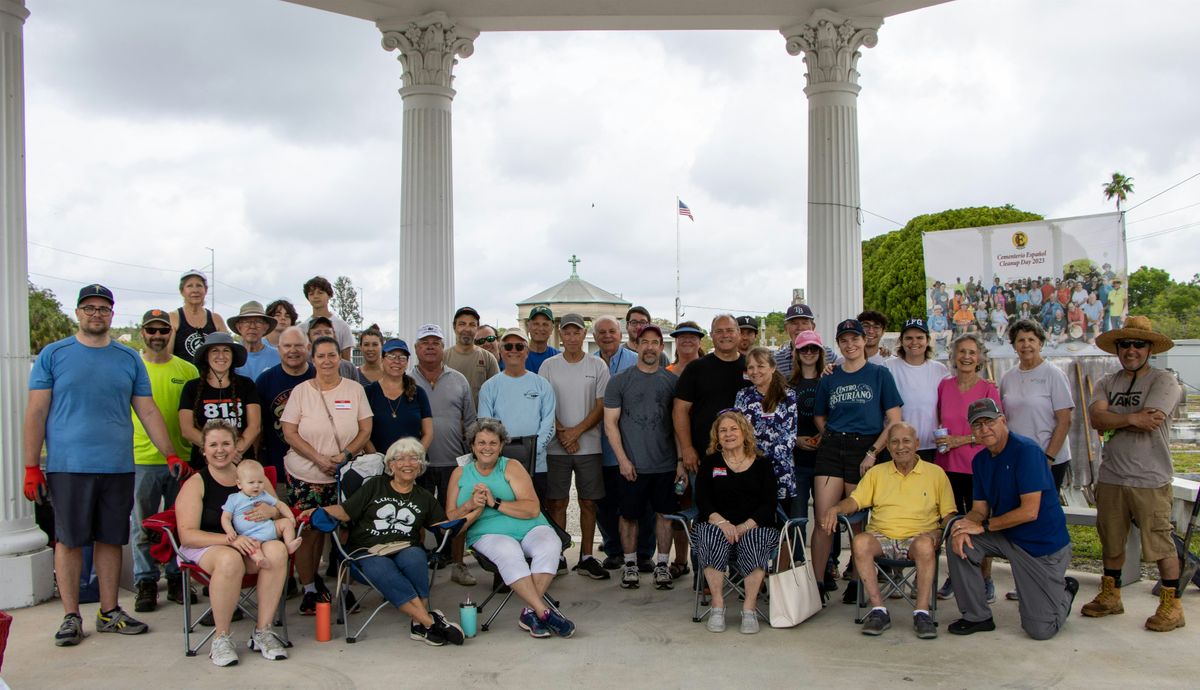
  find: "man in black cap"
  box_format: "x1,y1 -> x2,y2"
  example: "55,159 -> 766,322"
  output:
946,398 -> 1077,640
736,316 -> 758,356
24,285 -> 183,646
443,306 -> 498,405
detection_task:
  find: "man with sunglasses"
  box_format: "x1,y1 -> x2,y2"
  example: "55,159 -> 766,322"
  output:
130,309 -> 199,613
443,306 -> 498,406
1084,316 -> 1184,631
478,329 -> 556,508
24,285 -> 182,646
946,398 -> 1076,640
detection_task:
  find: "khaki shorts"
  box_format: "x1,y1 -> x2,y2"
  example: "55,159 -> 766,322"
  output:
1095,482 -> 1176,563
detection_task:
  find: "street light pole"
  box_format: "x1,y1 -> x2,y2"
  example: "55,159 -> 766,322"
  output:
204,246 -> 215,311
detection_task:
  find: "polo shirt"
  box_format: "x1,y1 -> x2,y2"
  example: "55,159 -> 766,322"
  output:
849,459 -> 956,539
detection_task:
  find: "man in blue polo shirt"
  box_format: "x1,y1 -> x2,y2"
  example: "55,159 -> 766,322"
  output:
947,398 -> 1078,640
24,284 -> 182,647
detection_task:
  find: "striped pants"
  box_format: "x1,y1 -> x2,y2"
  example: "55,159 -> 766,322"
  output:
691,523 -> 780,576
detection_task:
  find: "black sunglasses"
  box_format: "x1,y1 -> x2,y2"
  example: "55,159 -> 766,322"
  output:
796,345 -> 821,354
474,335 -> 497,345
1115,339 -> 1149,350
502,342 -> 526,352
143,327 -> 171,335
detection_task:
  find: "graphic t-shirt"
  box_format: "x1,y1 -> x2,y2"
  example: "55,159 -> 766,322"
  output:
255,364 -> 316,477
1092,367 -> 1181,488
30,336 -> 152,473
179,375 -> 261,466
133,355 -> 198,465
813,363 -> 903,435
340,476 -> 446,551
674,353 -> 751,456
603,367 -> 678,473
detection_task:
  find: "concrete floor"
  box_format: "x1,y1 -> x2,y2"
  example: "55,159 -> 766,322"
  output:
2,547 -> 1196,690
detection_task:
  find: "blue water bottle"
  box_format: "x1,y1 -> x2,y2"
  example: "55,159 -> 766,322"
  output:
460,596 -> 478,638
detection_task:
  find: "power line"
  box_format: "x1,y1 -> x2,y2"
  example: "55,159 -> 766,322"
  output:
1125,199 -> 1200,224
29,241 -> 186,274
808,201 -> 905,228
1124,171 -> 1200,213
1126,220 -> 1200,242
682,304 -> 774,315
29,271 -> 178,296
215,280 -> 269,301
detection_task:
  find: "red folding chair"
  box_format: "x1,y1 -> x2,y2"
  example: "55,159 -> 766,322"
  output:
142,508 -> 294,657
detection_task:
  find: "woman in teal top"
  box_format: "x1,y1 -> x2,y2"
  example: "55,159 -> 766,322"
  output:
446,418 -> 575,639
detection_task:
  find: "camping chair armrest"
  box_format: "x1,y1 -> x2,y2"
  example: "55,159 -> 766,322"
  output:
430,518 -> 466,554
942,515 -> 964,546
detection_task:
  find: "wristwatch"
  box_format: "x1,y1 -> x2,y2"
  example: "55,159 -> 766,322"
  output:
342,450 -> 353,463
493,497 -> 503,511
981,518 -> 990,532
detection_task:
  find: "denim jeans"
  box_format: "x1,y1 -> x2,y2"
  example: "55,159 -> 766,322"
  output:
351,546 -> 430,608
131,464 -> 181,583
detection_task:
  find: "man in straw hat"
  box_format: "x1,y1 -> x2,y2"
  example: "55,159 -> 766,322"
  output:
1083,315 -> 1184,631
229,300 -> 279,381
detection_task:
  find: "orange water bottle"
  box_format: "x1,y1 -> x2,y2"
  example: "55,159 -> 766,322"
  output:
315,601 -> 332,642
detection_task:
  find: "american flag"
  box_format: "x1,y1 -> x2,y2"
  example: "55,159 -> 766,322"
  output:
678,199 -> 694,220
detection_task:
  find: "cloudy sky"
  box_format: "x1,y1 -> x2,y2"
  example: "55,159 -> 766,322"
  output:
22,0 -> 1200,334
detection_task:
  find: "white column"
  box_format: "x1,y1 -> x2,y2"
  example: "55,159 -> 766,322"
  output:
0,0 -> 53,609
379,12 -> 477,340
783,9 -> 881,344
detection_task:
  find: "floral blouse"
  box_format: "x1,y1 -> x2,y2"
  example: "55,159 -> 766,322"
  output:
734,386 -> 798,499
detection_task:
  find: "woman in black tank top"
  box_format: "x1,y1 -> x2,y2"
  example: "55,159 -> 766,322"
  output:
174,421 -> 289,653
169,270 -> 228,364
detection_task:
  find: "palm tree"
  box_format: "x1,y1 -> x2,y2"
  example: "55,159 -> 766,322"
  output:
1102,172 -> 1134,211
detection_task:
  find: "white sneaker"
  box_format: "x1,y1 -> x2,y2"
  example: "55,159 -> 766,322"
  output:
740,611 -> 760,634
450,563 -> 477,586
249,627 -> 289,660
706,607 -> 726,633
210,633 -> 239,667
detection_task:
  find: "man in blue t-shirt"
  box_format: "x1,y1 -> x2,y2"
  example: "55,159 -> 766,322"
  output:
255,326 -> 316,481
24,284 -> 182,647
946,398 -> 1077,640
523,306 -> 560,374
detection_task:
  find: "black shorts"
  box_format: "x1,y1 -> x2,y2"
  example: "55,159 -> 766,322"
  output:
814,432 -> 876,485
620,471 -> 678,519
47,472 -> 135,548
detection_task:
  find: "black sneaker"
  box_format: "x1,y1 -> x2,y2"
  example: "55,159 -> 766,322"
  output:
165,575 -> 197,605
637,558 -> 655,574
913,611 -> 938,639
823,566 -> 839,593
410,620 -> 446,647
1065,576 -> 1080,610
134,580 -> 158,613
95,607 -> 149,635
600,554 -> 623,570
842,580 -> 859,605
429,610 -> 465,646
299,589 -> 330,616
861,608 -> 891,635
947,617 -> 996,635
574,557 -> 611,580
556,556 -> 569,576
54,613 -> 84,647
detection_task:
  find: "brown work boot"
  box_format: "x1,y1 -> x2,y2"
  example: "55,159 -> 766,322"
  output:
1080,576 -> 1124,617
1144,587 -> 1184,632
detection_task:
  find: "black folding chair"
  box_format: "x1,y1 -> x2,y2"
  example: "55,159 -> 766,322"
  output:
839,513 -> 952,624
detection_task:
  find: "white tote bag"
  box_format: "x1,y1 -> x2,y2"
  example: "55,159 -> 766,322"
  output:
768,527 -> 823,627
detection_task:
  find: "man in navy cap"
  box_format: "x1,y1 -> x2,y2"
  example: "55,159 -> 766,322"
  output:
24,285 -> 183,646
775,303 -> 838,377
946,398 -> 1077,640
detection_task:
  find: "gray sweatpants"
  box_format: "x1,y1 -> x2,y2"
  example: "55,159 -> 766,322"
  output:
948,531 -> 1072,640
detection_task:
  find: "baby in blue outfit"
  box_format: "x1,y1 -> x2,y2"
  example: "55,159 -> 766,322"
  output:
221,460 -> 302,567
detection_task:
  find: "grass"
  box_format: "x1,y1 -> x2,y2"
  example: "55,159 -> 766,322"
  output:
1173,450 -> 1200,475
1068,525 -> 1103,561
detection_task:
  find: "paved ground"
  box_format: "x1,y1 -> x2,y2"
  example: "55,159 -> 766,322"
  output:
3,545 -> 1196,690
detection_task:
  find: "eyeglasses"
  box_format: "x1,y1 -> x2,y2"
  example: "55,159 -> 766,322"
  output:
143,327 -> 171,335
474,335 -> 497,345
79,305 -> 114,316
502,342 -> 526,352
391,455 -> 421,464
970,417 -> 1001,430
796,346 -> 821,355
383,351 -> 409,361
861,323 -> 883,332
1115,340 -> 1149,350
627,319 -> 649,327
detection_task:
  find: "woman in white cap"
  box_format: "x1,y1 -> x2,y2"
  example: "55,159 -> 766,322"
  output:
179,332 -> 262,468
169,269 -> 228,364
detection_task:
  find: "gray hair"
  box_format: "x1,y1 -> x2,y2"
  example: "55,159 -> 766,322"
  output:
384,437 -> 428,476
710,313 -> 737,331
950,332 -> 989,372
465,417 -> 510,449
592,315 -> 620,334
887,422 -> 919,443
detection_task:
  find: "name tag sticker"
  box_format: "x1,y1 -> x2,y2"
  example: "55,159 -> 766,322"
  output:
334,400 -> 352,410
712,468 -> 727,478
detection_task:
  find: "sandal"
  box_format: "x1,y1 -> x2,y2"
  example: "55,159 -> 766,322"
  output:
669,562 -> 690,580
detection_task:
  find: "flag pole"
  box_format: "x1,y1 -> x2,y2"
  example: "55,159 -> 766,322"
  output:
675,196 -> 681,324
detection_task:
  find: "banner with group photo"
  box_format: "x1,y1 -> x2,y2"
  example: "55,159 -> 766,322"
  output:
921,212 -> 1127,357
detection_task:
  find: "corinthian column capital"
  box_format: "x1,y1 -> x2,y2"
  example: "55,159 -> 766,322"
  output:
782,9 -> 881,92
380,11 -> 479,91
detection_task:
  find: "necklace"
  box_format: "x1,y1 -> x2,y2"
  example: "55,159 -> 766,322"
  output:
382,379 -> 405,418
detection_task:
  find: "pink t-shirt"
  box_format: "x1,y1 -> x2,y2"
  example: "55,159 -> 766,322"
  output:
935,377 -> 1002,475
281,377 -> 371,484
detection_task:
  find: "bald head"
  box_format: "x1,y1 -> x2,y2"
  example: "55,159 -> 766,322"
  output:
278,326 -> 310,373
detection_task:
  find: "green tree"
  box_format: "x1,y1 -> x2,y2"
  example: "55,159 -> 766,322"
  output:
862,206 -> 1043,328
1102,172 -> 1134,211
29,282 -> 75,353
331,276 -> 362,328
1128,265 -> 1172,310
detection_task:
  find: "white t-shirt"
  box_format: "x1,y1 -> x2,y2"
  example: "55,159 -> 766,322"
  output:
885,358 -> 950,449
999,361 -> 1074,465
538,353 -> 611,456
281,377 -> 372,483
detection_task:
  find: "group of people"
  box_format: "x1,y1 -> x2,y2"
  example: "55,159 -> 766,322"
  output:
22,269 -> 1185,667
927,270 -> 1128,351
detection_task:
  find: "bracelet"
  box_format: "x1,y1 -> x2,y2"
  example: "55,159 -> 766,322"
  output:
714,519 -> 729,526
865,448 -> 877,457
